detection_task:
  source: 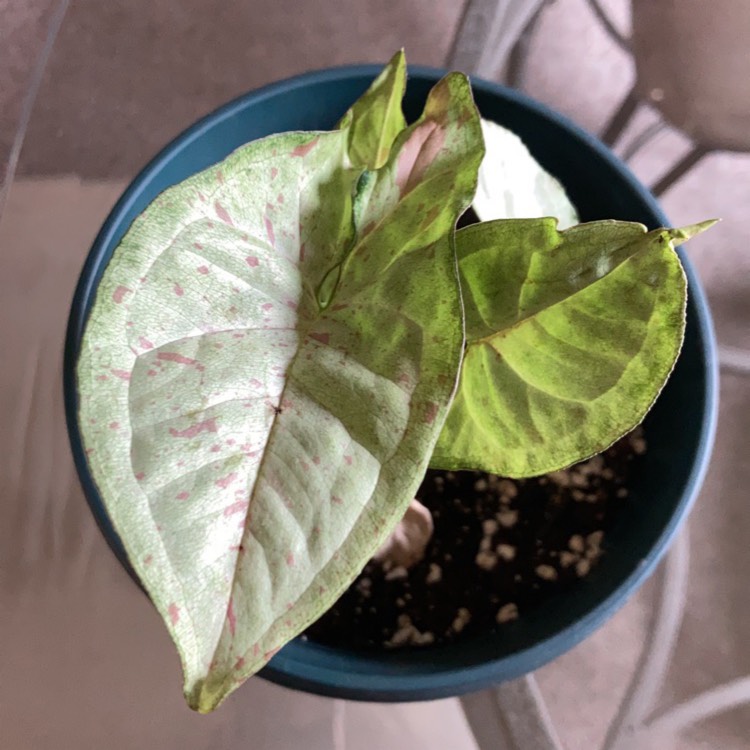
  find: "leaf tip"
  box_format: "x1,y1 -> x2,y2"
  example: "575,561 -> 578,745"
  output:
667,219 -> 720,245
185,676 -> 230,714
390,48 -> 406,68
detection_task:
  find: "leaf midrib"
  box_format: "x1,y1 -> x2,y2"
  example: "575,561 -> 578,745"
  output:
467,240 -> 653,348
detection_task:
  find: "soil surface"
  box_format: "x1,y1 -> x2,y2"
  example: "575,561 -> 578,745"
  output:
305,429 -> 647,650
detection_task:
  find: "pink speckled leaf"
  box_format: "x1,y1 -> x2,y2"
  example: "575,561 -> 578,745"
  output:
76,71 -> 482,712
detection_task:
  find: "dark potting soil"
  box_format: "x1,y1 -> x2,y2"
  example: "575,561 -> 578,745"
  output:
305,429 -> 647,650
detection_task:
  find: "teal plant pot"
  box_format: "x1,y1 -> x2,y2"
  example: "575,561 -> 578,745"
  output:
64,66 -> 718,702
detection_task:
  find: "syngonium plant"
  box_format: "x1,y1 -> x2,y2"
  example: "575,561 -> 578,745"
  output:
76,51 -> 713,712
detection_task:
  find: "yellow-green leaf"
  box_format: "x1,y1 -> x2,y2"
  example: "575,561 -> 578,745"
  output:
431,219 -> 712,477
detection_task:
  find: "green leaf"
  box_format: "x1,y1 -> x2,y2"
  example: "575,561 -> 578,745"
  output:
339,49 -> 407,169
431,218 -> 704,478
76,72 -> 482,712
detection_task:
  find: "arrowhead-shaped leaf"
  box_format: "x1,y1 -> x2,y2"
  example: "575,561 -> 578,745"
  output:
431,219 -> 707,477
339,49 -> 407,169
77,72 -> 482,712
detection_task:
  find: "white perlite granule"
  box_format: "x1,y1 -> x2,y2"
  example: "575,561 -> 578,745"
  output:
496,603 -> 519,624
385,614 -> 435,648
535,564 -> 559,581
426,563 -> 442,584
451,607 -> 472,634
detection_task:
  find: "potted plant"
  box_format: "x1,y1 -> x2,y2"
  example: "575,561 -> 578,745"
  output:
64,52 -> 717,712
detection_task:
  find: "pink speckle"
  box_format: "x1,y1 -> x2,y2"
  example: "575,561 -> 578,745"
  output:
250,378 -> 262,388
227,598 -> 237,636
291,137 -> 319,157
135,472 -> 145,481
168,603 -> 180,625
147,369 -> 157,377
332,495 -> 343,505
309,332 -> 329,345
215,201 -> 235,226
395,120 -> 445,196
226,438 -> 236,446
285,300 -> 298,311
173,283 -> 184,296
215,472 -> 238,489
109,421 -> 119,430
197,265 -> 209,275
261,302 -> 273,311
176,491 -> 190,500
169,417 -> 218,438
139,336 -> 154,350
424,401 -> 439,425
318,586 -> 326,595
344,455 -> 353,465
277,193 -> 284,204
270,167 -> 278,180
264,216 -> 276,247
286,553 -> 295,567
246,256 -> 259,268
144,554 -> 153,566
224,500 -> 249,517
110,368 -> 131,380
193,242 -> 203,250
216,170 -> 225,185
96,374 -> 109,382
312,456 -> 321,465
234,656 -> 245,670
264,648 -> 280,660
112,285 -> 131,304
157,351 -> 197,366
210,444 -> 221,453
